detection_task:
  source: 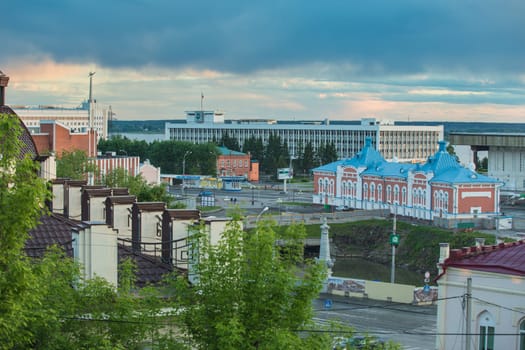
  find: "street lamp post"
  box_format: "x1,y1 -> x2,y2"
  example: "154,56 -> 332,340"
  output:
256,206 -> 269,224
182,150 -> 192,195
390,208 -> 399,283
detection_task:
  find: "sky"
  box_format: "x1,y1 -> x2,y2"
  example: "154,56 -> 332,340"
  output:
1,1 -> 525,122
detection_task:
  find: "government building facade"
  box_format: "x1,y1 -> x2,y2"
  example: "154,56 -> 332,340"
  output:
165,111 -> 444,162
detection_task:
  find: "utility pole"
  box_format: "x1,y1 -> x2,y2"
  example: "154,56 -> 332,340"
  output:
87,71 -> 96,185
466,277 -> 472,350
389,205 -> 400,284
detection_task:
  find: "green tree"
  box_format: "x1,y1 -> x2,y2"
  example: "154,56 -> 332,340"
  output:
263,133 -> 288,177
300,141 -> 316,175
446,143 -> 459,162
170,215 -> 331,350
220,131 -> 240,151
98,134 -> 149,159
56,149 -> 98,180
317,142 -> 338,165
0,114 -> 51,348
101,168 -> 173,205
242,136 -> 264,163
476,156 -> 488,173
27,248 -> 179,349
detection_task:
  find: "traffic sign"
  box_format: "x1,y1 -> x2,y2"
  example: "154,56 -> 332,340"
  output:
390,233 -> 400,246
324,299 -> 333,309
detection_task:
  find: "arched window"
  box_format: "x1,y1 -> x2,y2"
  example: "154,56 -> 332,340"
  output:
370,183 -> 376,202
318,179 -> 323,193
363,183 -> 369,200
478,311 -> 495,350
444,193 -> 449,212
402,187 -> 406,205
519,319 -> 525,350
377,184 -> 383,202
386,185 -> 392,203
394,185 -> 399,204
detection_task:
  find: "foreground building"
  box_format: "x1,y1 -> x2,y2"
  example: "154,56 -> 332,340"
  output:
436,240 -> 525,350
165,111 -> 444,162
312,138 -> 502,225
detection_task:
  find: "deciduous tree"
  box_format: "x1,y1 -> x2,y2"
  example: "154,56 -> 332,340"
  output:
170,214 -> 331,349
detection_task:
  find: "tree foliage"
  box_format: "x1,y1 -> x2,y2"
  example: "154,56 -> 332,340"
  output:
56,149 -> 98,180
101,167 -> 174,205
263,133 -> 289,178
0,114 -> 52,348
220,132 -> 240,151
317,142 -> 338,166
169,214 -> 331,349
299,141 -> 316,175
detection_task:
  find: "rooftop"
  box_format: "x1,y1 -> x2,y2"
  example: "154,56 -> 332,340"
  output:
443,240 -> 525,276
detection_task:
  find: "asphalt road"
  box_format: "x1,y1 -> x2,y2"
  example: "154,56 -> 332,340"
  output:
313,295 -> 437,350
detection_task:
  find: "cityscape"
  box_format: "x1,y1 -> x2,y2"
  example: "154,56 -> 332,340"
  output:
1,1 -> 525,349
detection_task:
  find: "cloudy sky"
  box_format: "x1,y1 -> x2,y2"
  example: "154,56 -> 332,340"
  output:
2,1 -> 524,122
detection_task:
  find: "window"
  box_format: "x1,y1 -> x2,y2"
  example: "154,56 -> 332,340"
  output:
479,311 -> 495,350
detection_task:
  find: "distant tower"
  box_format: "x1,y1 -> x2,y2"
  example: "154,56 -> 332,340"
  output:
319,216 -> 334,292
0,70 -> 9,106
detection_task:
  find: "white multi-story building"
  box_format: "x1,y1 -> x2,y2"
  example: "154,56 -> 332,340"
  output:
165,112 -> 444,162
12,100 -> 111,140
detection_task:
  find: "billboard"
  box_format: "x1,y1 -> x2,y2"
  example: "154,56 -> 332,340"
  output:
277,168 -> 293,180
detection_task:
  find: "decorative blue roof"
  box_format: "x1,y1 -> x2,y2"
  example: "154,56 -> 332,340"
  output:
217,146 -> 246,156
311,137 -> 385,173
350,137 -> 385,167
420,140 -> 460,174
362,161 -> 416,179
311,159 -> 346,173
430,167 -> 500,184
312,138 -> 500,186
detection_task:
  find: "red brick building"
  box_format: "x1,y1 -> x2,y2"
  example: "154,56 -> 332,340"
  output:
312,137 -> 502,226
217,146 -> 259,182
32,120 -> 98,157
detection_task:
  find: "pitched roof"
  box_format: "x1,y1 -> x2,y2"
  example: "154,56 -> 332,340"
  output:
25,212 -> 78,258
26,213 -> 177,286
217,146 -> 246,156
430,166 -> 500,184
0,106 -> 39,161
420,141 -> 460,174
362,161 -> 415,178
118,244 -> 175,287
442,240 -> 525,276
312,137 -> 385,173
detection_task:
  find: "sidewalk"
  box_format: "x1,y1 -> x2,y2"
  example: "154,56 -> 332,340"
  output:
318,293 -> 437,315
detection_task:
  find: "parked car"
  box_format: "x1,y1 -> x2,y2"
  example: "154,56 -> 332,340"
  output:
198,190 -> 213,197
332,335 -> 386,349
335,205 -> 353,211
